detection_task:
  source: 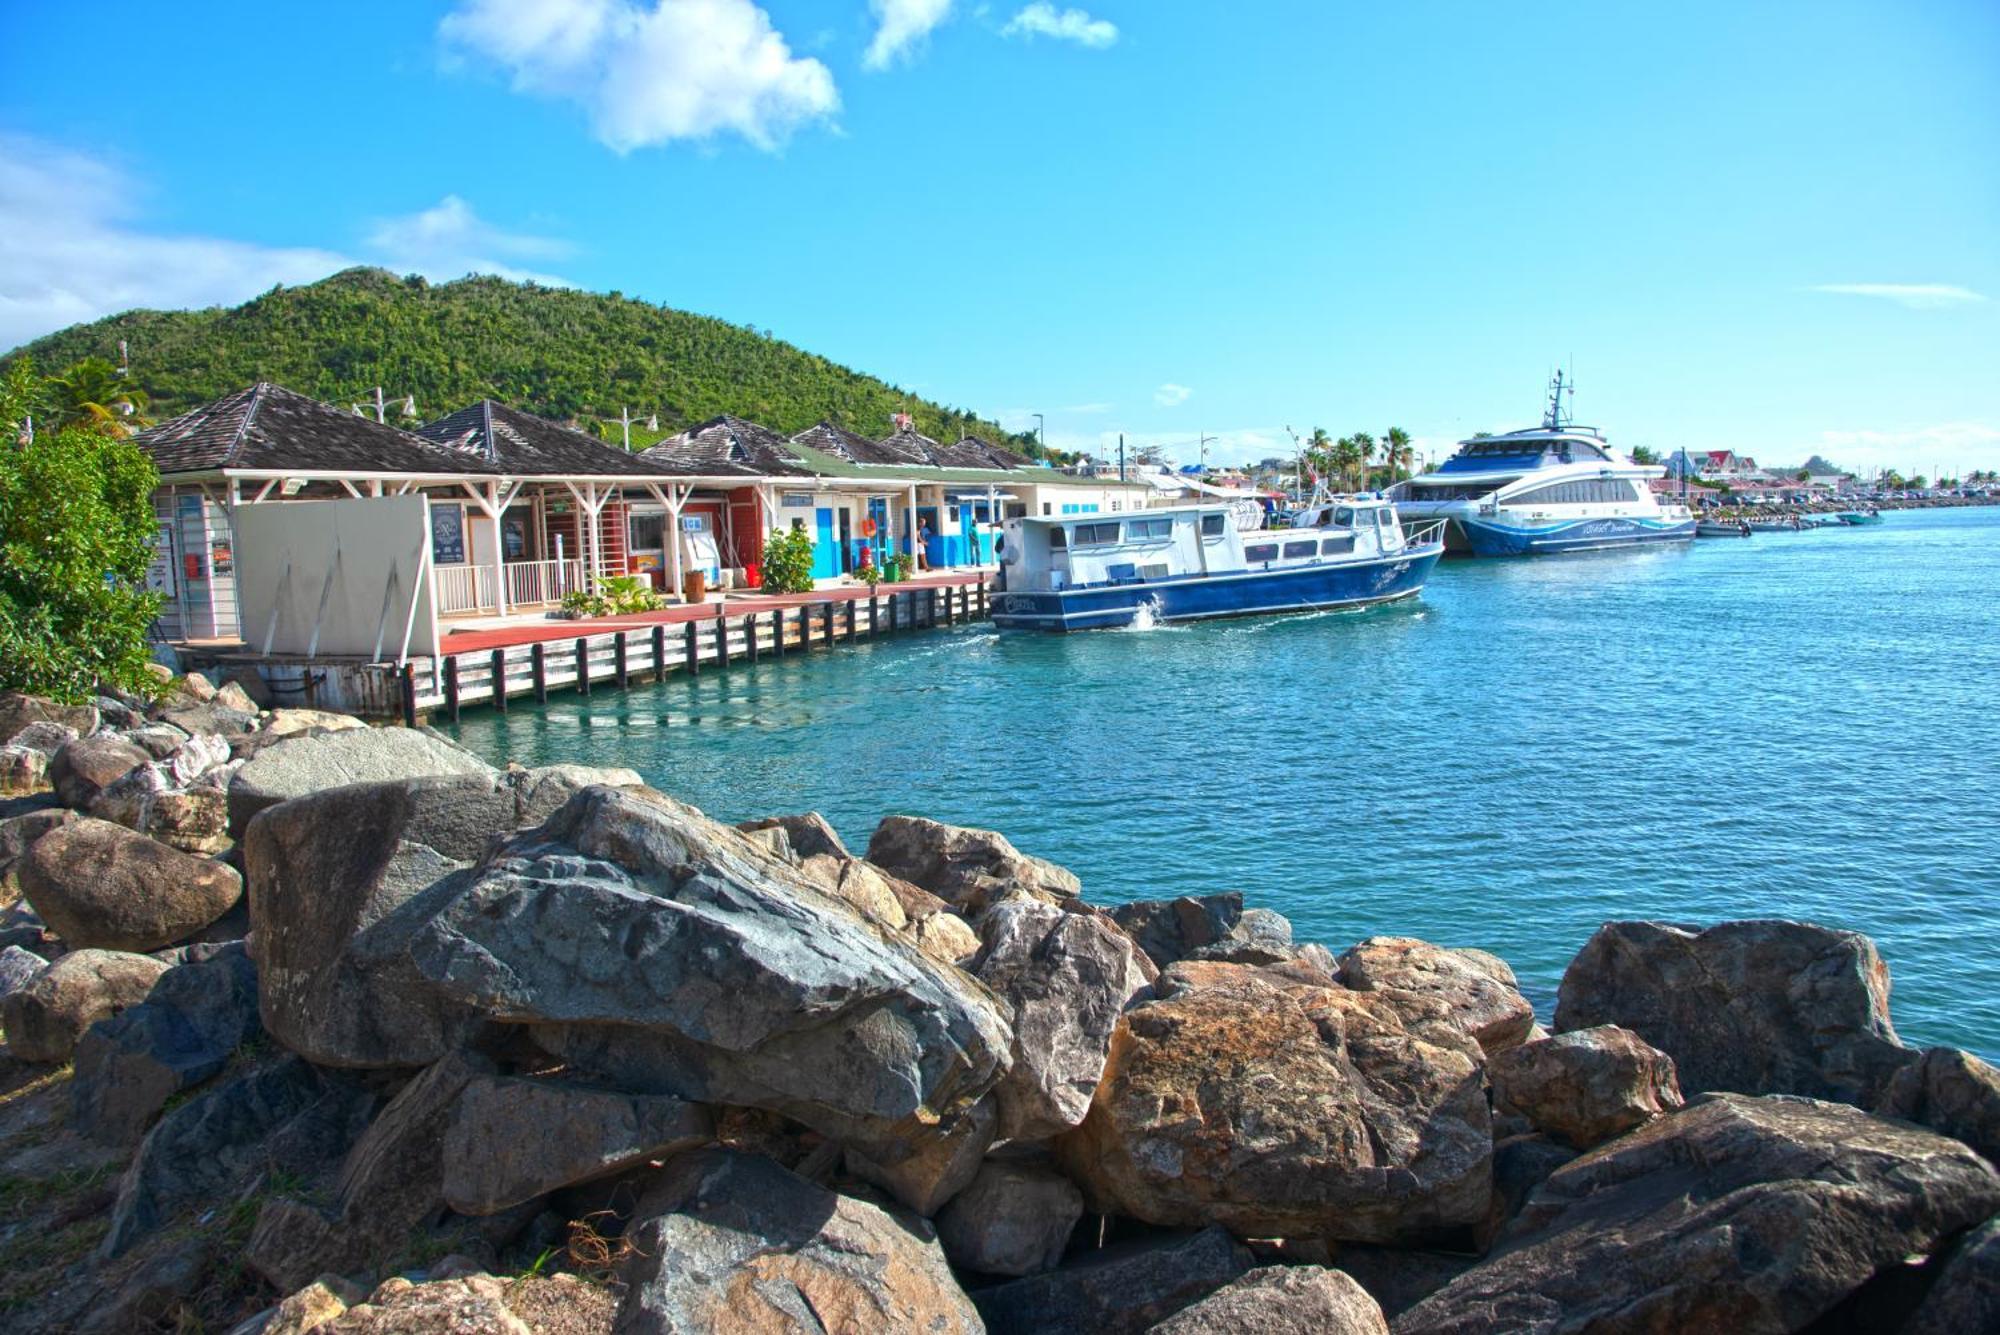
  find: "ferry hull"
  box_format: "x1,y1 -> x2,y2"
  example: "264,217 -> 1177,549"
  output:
991,547 -> 1442,631
1459,515 -> 1696,557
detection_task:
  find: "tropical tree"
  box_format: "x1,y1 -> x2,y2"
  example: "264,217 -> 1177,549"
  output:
1345,432 -> 1376,488
1384,426 -> 1415,481
52,357 -> 150,435
1630,445 -> 1660,466
1330,436 -> 1362,491
0,360 -> 164,702
1303,428 -> 1333,485
1794,469 -> 1811,483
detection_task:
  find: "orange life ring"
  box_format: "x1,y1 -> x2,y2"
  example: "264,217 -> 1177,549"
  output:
860,517 -> 878,537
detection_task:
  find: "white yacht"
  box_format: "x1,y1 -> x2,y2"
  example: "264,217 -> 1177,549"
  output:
1390,373 -> 1694,556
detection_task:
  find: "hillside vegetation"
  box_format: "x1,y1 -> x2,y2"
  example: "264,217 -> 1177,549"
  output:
5,268 -> 1041,454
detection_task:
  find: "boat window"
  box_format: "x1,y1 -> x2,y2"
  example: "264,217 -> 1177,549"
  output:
1282,540 -> 1316,559
1125,517 -> 1175,540
1244,542 -> 1278,563
1200,513 -> 1227,537
1073,522 -> 1121,546
1505,479 -> 1643,506
1334,507 -> 1355,526
1048,527 -> 1067,549
1376,509 -> 1398,529
1321,535 -> 1355,555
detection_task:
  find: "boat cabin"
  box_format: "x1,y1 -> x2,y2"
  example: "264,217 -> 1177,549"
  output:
998,498 -> 1410,593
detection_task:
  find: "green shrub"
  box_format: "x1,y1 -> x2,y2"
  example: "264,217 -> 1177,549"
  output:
600,574 -> 663,614
761,527 -> 816,594
884,552 -> 914,584
0,360 -> 164,702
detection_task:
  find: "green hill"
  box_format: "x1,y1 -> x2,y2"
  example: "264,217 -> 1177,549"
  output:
4,267 -> 1044,455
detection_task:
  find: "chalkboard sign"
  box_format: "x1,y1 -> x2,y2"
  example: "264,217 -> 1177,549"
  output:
431,503 -> 467,565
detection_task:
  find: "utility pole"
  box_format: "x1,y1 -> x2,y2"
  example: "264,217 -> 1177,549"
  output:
1118,433 -> 1126,482
1032,413 -> 1045,456
1198,432 -> 1217,474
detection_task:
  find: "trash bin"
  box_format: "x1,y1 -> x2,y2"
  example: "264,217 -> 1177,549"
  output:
681,570 -> 707,604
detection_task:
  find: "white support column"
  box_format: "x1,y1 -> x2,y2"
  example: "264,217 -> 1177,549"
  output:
906,484 -> 918,568
642,483 -> 690,601
561,481 -> 611,593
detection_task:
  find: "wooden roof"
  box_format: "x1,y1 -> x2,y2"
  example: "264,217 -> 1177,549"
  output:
414,401 -> 697,479
133,384 -> 498,479
639,414 -> 808,477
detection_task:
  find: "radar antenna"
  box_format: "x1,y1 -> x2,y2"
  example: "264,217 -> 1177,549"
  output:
1542,368 -> 1575,431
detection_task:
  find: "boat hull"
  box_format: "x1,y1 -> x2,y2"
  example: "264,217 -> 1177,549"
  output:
1458,514 -> 1696,557
991,546 -> 1442,631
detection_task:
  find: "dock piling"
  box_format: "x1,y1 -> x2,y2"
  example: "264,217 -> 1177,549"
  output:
492,649 -> 508,713
651,625 -> 666,682
684,622 -> 699,677
531,643 -> 547,703
746,614 -> 759,663
713,611 -> 727,665
400,664 -> 417,727
443,656 -> 460,722
575,638 -> 590,696
615,632 -> 628,689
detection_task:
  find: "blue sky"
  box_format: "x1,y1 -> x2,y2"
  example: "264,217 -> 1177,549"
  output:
3,1 -> 1996,473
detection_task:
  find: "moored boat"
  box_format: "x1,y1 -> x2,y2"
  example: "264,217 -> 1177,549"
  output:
1696,521 -> 1754,538
1388,372 -> 1695,556
991,497 -> 1443,631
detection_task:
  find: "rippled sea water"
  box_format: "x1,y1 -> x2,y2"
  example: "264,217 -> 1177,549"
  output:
446,506 -> 2000,1056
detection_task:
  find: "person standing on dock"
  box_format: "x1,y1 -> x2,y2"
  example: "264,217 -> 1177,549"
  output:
916,519 -> 932,571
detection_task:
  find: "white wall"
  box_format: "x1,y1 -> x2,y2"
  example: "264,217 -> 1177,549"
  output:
233,496 -> 439,660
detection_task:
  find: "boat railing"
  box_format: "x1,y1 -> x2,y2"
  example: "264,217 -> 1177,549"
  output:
1402,519 -> 1449,550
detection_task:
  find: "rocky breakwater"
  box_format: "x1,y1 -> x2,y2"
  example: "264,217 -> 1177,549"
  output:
1,681 -> 1998,1332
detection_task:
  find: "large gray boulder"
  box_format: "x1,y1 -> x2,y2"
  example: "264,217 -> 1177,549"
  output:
1487,1025 -> 1684,1149
2,947 -> 170,1062
975,1225 -> 1252,1335
0,691 -> 100,739
867,813 -> 1081,913
227,724 -> 495,834
1395,1093 -> 2000,1334
935,1154 -> 1084,1277
1554,919 -> 1914,1104
1108,893 -> 1245,969
1150,1265 -> 1390,1335
617,1148 -> 983,1333
409,785 -> 1013,1180
1877,1046 -> 2000,1167
49,734 -> 150,809
1057,960 -> 1491,1244
441,1073 -> 713,1216
0,743 -> 51,796
974,896 -> 1155,1140
245,1051 -> 493,1293
1903,1214 -> 2000,1335
17,816 -> 242,951
0,943 -> 46,999
245,766 -> 634,1068
102,1055 -> 377,1257
1338,936 -> 1536,1058
69,941 -> 262,1145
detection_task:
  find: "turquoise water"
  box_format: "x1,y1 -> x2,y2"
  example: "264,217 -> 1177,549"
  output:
446,507 -> 2000,1057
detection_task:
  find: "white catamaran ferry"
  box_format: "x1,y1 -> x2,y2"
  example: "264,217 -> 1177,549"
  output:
1389,372 -> 1695,556
991,497 -> 1443,631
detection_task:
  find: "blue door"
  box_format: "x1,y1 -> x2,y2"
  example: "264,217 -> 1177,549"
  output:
867,498 -> 891,571
812,508 -> 839,580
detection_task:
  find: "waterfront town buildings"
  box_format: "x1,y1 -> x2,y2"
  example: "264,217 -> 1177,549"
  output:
131,383 -> 1149,647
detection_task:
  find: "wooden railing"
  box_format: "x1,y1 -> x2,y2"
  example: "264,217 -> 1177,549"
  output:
504,558 -> 587,609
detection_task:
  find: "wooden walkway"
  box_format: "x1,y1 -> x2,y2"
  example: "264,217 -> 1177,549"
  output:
402,575 -> 992,724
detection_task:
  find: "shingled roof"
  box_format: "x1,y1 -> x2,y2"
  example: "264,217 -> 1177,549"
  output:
133,384 -> 494,479
930,433 -> 1036,470
639,415 -> 807,477
413,400 -> 700,479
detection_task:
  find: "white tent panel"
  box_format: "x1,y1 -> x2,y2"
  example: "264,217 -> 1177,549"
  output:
234,496 -> 439,661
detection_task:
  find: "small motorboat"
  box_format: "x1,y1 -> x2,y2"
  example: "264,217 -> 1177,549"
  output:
1838,510 -> 1884,525
1696,521 -> 1753,538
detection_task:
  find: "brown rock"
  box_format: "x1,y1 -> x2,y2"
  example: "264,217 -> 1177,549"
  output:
18,816 -> 242,951
1553,918 -> 1913,1104
1150,1264 -> 1390,1334
1487,1025 -> 1684,1148
1877,1046 -> 2000,1166
1396,1093 -> 2000,1333
867,813 -> 1081,913
0,744 -> 50,796
0,691 -> 100,738
49,735 -> 151,809
1337,936 -> 1536,1058
737,810 -> 851,860
1057,960 -> 1491,1244
935,1154 -> 1084,1277
796,851 -> 910,930
974,896 -> 1155,1140
1902,1213 -> 2000,1335
844,1094 -> 997,1216
618,1148 -> 982,1333
975,1225 -> 1252,1335
1,948 -> 170,1062
0,807 -> 74,901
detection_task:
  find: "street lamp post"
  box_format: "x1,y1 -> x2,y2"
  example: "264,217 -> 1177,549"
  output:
1032,413 -> 1045,457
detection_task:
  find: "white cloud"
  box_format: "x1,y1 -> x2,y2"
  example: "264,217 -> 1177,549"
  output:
365,195 -> 571,285
0,134 -> 581,350
1808,283 -> 1988,310
1812,422 -> 2000,475
440,0 -> 838,152
864,0 -> 954,70
0,134 -> 352,352
1002,3 -> 1117,48
1154,382 -> 1192,407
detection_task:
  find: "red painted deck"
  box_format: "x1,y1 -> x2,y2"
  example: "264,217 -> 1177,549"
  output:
434,572 -> 988,655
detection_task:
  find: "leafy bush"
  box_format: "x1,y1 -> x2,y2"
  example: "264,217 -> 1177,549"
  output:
884,552 -> 914,584
0,360 -> 164,702
761,527 -> 816,595
600,574 -> 664,614
558,588 -> 610,618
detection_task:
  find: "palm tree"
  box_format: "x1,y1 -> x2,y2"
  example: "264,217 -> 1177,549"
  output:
1341,432 -> 1376,490
53,357 -> 149,435
1330,436 -> 1362,491
1385,426 -> 1414,481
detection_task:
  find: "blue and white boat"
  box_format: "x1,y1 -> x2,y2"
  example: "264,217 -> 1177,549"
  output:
1389,372 -> 1695,556
990,497 -> 1443,631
